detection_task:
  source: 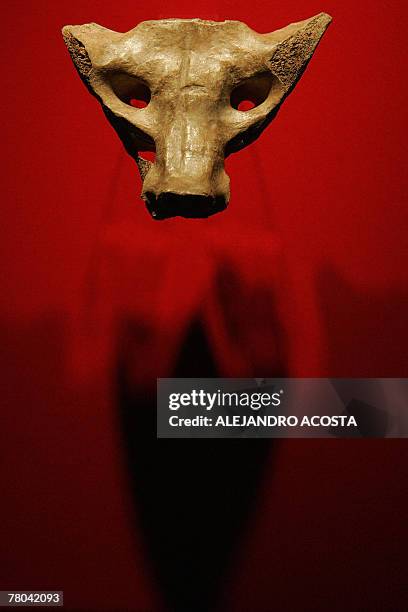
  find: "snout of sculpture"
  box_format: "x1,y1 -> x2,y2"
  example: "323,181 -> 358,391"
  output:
141,114 -> 230,219
62,15 -> 332,220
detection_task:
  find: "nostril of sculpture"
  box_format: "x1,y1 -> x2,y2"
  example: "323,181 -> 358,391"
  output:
62,14 -> 332,220
144,192 -> 227,220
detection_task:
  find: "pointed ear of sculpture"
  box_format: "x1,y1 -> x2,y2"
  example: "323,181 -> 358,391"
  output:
265,13 -> 332,96
62,23 -> 124,82
62,24 -> 100,79
62,23 -> 155,179
224,13 -> 331,156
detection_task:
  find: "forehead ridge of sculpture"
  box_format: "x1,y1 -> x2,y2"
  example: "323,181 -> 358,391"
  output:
86,20 -> 277,83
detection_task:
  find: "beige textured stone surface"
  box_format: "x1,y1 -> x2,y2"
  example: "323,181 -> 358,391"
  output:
62,15 -> 331,219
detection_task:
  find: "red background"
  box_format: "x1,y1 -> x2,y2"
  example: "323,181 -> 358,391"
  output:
1,1 -> 408,610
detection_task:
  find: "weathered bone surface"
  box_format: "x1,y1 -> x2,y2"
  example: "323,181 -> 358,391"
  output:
62,15 -> 331,220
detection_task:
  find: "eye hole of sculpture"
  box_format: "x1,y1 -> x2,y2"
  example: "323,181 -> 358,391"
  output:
130,98 -> 148,109
109,73 -> 151,108
230,72 -> 275,111
237,99 -> 256,111
139,150 -> 156,163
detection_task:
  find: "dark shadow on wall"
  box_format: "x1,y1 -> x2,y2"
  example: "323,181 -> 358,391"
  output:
316,264 -> 408,377
117,317 -> 276,612
212,261 -> 289,377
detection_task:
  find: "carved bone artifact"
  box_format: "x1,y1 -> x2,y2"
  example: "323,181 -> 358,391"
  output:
63,15 -> 331,219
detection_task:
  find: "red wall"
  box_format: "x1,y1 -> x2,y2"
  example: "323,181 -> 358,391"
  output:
1,1 -> 408,610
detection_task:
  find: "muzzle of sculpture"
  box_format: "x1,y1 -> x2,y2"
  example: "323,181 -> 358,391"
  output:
62,15 -> 331,220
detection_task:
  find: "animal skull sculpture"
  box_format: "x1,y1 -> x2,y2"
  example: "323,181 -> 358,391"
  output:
62,15 -> 331,219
